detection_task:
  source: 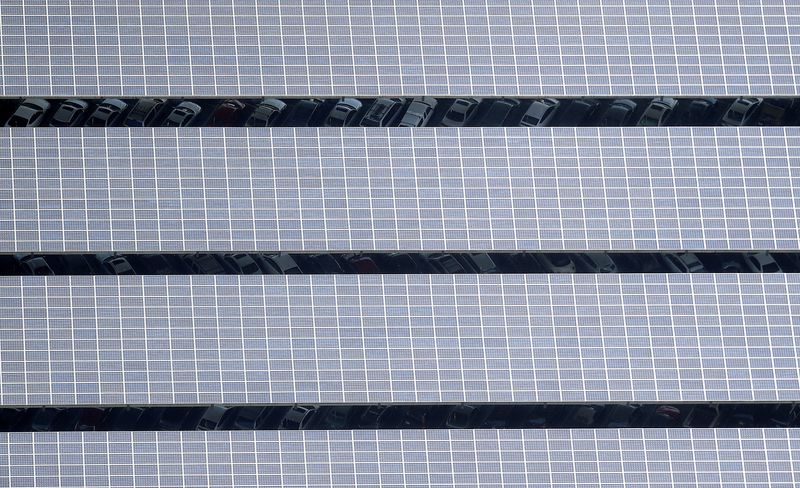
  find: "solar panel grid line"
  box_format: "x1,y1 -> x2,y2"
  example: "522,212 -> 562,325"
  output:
1,429 -> 799,487
2,127 -> 799,253
2,273 -> 800,407
2,0 -> 800,97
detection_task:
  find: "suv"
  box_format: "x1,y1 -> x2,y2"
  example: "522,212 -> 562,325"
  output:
360,98 -> 406,127
124,98 -> 166,127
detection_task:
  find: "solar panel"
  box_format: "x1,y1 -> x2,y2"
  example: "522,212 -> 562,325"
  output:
2,273 -> 798,406
1,429 -> 797,487
0,0 -> 796,97
2,127 -> 798,253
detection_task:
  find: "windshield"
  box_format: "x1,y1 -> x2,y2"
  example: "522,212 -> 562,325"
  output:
6,116 -> 29,127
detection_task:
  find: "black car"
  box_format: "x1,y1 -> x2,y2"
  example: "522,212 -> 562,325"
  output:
323,98 -> 363,126
398,97 -> 437,127
360,98 -> 406,127
163,101 -> 202,127
86,99 -> 128,127
283,98 -> 324,126
210,99 -> 247,126
681,98 -> 718,125
757,99 -> 797,126
721,97 -> 763,126
479,98 -> 520,126
245,98 -> 287,127
557,99 -> 599,125
49,99 -> 90,127
519,98 -> 560,127
636,97 -> 677,126
598,99 -> 637,126
5,98 -> 50,127
441,98 -> 482,127
123,98 -> 166,127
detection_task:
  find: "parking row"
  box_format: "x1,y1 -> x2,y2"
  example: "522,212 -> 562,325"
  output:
3,251 -> 798,276
2,96 -> 798,128
0,403 -> 795,432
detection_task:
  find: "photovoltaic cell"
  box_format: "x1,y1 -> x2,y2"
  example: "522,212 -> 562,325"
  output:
1,429 -> 798,488
1,273 -> 799,407
1,127 -> 799,253
0,0 -> 798,97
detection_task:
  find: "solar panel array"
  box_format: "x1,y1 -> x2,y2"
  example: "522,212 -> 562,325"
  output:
1,0 -> 797,97
3,127 -> 799,253
2,273 -> 798,406
2,429 -> 798,488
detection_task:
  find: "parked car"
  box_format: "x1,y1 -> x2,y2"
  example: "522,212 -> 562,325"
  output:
743,251 -> 782,273
480,98 -> 520,126
441,98 -> 482,127
245,98 -> 287,127
157,408 -> 194,430
374,253 -> 431,273
757,99 -> 797,126
598,99 -> 637,126
457,253 -> 498,273
86,98 -> 128,127
659,252 -> 706,273
260,254 -> 303,274
398,97 -> 437,127
681,98 -> 718,125
198,406 -> 231,430
5,98 -> 50,127
342,254 -> 381,273
283,98 -> 325,126
223,254 -> 263,274
210,99 -> 247,126
519,98 -> 560,127
96,254 -> 136,275
16,255 -> 54,275
49,99 -> 90,127
535,253 -> 576,273
279,406 -> 317,430
557,99 -> 599,125
295,254 -> 345,274
163,101 -> 202,127
123,98 -> 166,127
721,97 -> 763,126
637,97 -> 677,126
231,406 -> 268,430
323,98 -> 363,126
425,253 -> 469,273
360,98 -> 406,127
571,253 -> 618,273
